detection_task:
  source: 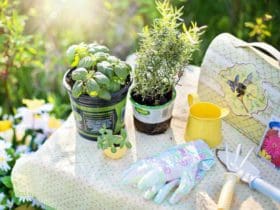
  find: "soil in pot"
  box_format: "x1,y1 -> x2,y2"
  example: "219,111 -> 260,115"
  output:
131,89 -> 174,135
131,90 -> 172,106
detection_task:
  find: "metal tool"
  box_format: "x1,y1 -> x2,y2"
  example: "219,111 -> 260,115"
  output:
216,144 -> 280,210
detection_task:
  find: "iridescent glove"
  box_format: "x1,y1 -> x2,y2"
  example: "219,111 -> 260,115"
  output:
122,140 -> 215,204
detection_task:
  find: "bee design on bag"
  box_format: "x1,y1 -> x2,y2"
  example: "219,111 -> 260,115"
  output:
227,73 -> 253,97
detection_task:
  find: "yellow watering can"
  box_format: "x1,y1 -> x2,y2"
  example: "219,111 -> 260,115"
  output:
184,94 -> 229,148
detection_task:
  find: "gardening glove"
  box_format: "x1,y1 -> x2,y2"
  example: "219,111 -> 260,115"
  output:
122,140 -> 215,204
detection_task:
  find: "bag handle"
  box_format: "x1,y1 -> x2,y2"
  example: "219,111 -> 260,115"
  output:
236,42 -> 280,66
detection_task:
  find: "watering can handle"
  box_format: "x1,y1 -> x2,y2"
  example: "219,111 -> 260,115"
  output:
187,93 -> 200,107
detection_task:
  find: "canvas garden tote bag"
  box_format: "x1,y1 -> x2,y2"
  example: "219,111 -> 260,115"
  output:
198,33 -> 280,144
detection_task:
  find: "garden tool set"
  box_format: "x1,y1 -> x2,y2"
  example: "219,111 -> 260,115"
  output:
216,144 -> 280,210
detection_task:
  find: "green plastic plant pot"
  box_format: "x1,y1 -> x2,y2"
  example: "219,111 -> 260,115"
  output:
63,69 -> 131,141
130,90 -> 176,135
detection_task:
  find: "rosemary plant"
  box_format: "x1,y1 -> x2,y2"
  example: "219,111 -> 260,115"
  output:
133,0 -> 204,105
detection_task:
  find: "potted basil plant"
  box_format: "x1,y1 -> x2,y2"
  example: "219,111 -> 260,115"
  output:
63,43 -> 132,140
97,126 -> 132,159
130,0 -> 204,134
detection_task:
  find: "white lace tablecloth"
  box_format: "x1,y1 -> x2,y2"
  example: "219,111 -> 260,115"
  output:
12,66 -> 280,210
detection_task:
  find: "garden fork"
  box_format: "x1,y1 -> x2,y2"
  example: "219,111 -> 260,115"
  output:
216,144 -> 254,210
217,144 -> 280,210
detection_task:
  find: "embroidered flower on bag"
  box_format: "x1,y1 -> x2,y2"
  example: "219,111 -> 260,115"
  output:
219,64 -> 267,116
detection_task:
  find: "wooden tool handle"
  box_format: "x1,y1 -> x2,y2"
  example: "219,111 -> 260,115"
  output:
218,172 -> 239,210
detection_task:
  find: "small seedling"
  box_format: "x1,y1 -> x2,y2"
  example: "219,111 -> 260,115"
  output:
97,126 -> 132,153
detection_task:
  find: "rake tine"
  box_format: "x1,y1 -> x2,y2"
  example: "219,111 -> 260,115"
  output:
233,144 -> 242,167
238,147 -> 254,170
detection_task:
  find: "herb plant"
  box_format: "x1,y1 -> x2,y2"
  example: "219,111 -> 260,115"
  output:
133,0 -> 204,105
66,43 -> 131,100
97,126 -> 132,153
0,0 -> 45,114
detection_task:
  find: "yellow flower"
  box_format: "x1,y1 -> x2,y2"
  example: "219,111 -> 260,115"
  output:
259,149 -> 271,160
22,99 -> 45,111
0,120 -> 12,132
48,117 -> 61,129
0,120 -> 13,142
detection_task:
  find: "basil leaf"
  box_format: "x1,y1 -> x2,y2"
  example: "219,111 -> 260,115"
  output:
72,80 -> 84,98
66,45 -> 77,64
95,72 -> 110,88
114,62 -> 129,80
97,61 -> 114,78
71,67 -> 88,81
98,89 -> 111,100
86,78 -> 100,97
78,56 -> 94,68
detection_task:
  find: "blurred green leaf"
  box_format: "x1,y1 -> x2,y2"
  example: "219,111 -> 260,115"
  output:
86,78 -> 100,97
94,72 -> 110,89
1,176 -> 12,188
111,146 -> 117,153
114,63 -> 129,80
78,56 -> 94,68
97,61 -> 114,78
66,45 -> 77,63
72,80 -> 84,98
71,67 -> 88,81
125,141 -> 132,149
98,89 -> 111,100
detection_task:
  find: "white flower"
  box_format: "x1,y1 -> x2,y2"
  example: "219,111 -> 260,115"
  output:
16,145 -> 31,155
18,195 -> 33,203
0,192 -> 5,202
15,99 -> 60,139
0,140 -> 11,151
6,199 -> 14,209
0,128 -> 13,143
0,150 -> 12,172
15,99 -> 53,130
34,133 -> 46,146
18,196 -> 45,208
31,198 -> 45,209
0,120 -> 13,142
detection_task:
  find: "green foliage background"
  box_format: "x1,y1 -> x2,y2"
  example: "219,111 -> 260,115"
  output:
0,0 -> 279,119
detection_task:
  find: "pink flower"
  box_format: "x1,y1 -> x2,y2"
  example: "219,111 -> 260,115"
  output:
262,129 -> 280,167
272,156 -> 280,168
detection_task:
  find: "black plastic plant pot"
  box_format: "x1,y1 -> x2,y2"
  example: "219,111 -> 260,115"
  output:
130,90 -> 176,135
63,69 -> 131,141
